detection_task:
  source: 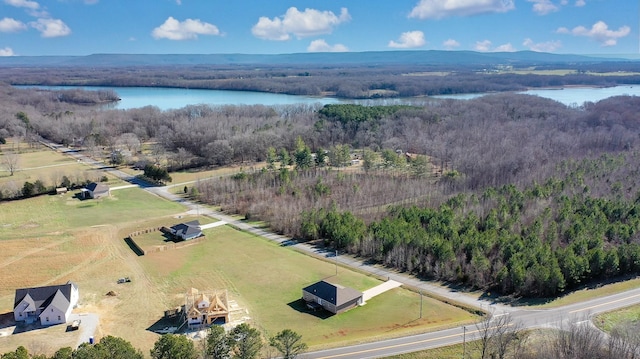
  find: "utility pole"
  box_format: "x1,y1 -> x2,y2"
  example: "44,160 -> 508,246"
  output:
335,249 -> 338,276
462,326 -> 466,359
419,290 -> 423,319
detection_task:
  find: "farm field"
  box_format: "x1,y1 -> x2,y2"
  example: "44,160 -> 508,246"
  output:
0,185 -> 476,355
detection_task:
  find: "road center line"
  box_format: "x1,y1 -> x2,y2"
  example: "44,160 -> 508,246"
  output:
568,293 -> 640,314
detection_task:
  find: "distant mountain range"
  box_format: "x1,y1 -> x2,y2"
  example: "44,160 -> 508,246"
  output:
0,51 -> 633,67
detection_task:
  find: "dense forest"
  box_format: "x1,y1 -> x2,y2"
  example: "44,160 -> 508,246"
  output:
2,67 -> 640,298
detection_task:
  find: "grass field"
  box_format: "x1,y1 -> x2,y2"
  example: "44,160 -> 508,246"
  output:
0,185 -> 477,356
593,303 -> 640,332
139,225 -> 477,348
0,142 -> 128,191
0,188 -> 186,239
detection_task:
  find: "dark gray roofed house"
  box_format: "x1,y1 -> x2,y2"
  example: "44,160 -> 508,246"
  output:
170,220 -> 202,241
13,281 -> 79,326
302,280 -> 363,314
81,182 -> 110,199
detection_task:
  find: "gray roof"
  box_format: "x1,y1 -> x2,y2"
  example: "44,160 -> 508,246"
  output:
86,182 -> 109,194
14,282 -> 76,310
170,220 -> 202,240
303,280 -> 362,306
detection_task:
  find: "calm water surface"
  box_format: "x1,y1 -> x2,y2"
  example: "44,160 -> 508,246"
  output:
434,85 -> 640,106
18,85 -> 640,110
19,85 -> 342,110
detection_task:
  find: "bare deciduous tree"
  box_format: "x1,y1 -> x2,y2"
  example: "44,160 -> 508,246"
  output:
475,312 -> 522,359
2,150 -> 19,176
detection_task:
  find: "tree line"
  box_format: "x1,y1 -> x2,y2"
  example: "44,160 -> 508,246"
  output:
2,63 -> 640,99
1,325 -> 307,359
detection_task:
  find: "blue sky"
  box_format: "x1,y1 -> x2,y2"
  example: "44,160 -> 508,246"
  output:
0,0 -> 636,56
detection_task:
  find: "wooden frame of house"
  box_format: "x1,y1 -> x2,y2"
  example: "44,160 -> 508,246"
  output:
13,281 -> 79,326
302,280 -> 363,314
183,288 -> 229,328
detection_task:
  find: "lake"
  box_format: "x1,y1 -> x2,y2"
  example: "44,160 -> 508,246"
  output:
18,85 -> 342,110
16,84 -> 640,110
434,85 -> 640,106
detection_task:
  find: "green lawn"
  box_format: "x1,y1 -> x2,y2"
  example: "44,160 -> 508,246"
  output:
139,225 -> 477,348
593,303 -> 640,332
0,187 -> 186,239
0,144 -> 130,189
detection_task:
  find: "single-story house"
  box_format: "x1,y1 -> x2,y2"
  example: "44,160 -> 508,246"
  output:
302,280 -> 363,314
169,220 -> 202,241
13,281 -> 79,326
184,288 -> 229,328
81,182 -> 110,199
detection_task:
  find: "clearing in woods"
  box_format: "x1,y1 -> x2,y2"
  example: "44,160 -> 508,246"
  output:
0,184 -> 476,355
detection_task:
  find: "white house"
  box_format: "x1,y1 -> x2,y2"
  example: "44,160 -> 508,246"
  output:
13,281 -> 79,326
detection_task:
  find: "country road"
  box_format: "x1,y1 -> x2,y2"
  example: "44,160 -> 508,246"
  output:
48,141 -> 640,358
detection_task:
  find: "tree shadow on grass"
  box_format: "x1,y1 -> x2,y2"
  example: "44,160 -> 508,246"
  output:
287,298 -> 334,320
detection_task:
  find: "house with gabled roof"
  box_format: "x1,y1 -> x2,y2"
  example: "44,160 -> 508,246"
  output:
81,182 -> 110,199
169,220 -> 202,241
13,281 -> 79,326
302,280 -> 363,314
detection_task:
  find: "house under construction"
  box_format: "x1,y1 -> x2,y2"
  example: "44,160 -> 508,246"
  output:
182,288 -> 230,328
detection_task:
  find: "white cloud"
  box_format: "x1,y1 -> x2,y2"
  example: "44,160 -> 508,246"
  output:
575,0 -> 585,6
30,18 -> 71,37
307,39 -> 348,52
4,0 -> 39,9
409,0 -> 514,19
0,17 -> 27,32
388,31 -> 426,49
474,40 -> 492,52
557,21 -> 630,46
528,0 -> 559,15
84,0 -> 99,4
523,38 -> 562,52
494,43 -> 516,52
443,38 -> 460,49
474,40 -> 515,52
0,47 -> 15,56
252,7 -> 350,41
152,17 -> 220,40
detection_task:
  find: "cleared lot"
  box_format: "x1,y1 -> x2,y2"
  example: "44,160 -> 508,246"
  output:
0,186 -> 476,354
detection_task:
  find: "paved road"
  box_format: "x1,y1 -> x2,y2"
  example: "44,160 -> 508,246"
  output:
303,287 -> 640,359
48,141 -> 640,358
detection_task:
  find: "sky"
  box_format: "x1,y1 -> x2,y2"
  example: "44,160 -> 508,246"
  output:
0,0 -> 637,57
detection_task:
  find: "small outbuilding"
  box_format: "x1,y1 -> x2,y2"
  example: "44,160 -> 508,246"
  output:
302,280 -> 363,314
